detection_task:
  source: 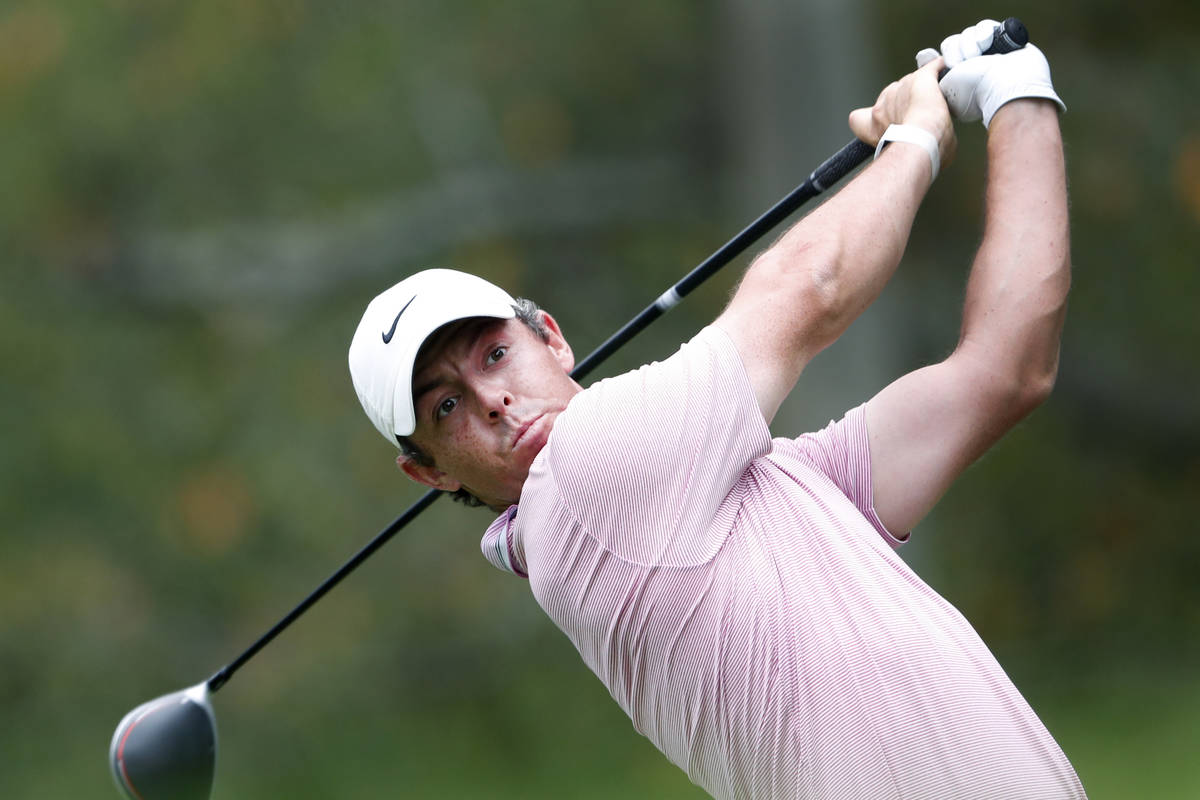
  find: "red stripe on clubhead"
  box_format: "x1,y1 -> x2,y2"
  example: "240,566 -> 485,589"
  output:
116,704 -> 158,800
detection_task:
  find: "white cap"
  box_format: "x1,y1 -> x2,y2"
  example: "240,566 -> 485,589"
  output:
348,269 -> 517,445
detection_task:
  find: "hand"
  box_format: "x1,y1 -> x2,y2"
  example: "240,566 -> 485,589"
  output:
937,18 -> 1005,69
921,20 -> 1066,127
848,58 -> 956,168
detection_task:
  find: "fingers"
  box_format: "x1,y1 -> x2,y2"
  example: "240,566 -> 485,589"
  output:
940,19 -> 999,68
848,105 -> 877,144
915,48 -> 940,69
914,54 -> 945,82
847,78 -> 905,145
849,58 -> 953,153
848,61 -> 935,143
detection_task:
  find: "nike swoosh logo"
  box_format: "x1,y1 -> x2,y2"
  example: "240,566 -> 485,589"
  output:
381,295 -> 416,344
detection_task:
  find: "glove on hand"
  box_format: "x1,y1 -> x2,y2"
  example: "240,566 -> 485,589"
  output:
916,19 -> 1066,127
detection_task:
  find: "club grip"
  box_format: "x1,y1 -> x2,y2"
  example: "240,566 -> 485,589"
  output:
938,17 -> 1028,79
810,138 -> 875,191
991,17 -> 1028,53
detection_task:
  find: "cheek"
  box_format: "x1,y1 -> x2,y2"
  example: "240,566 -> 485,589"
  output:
522,354 -> 573,397
442,420 -> 496,467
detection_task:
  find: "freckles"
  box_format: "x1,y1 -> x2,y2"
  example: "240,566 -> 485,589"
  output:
446,424 -> 490,463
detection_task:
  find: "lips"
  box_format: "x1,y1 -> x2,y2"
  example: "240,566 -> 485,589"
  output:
512,413 -> 548,452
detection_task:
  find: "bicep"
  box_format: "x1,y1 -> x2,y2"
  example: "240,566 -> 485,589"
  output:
865,348 -> 1036,533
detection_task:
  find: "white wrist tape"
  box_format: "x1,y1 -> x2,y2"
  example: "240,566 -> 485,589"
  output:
873,123 -> 940,181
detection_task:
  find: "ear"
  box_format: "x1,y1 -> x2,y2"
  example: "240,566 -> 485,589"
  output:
538,310 -> 575,373
396,454 -> 462,493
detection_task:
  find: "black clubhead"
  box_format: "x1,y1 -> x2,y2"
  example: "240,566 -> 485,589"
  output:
110,683 -> 216,800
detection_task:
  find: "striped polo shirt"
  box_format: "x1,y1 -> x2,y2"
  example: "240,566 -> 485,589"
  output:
481,324 -> 1086,799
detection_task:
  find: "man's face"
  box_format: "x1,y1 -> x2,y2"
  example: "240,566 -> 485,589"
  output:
399,312 -> 580,509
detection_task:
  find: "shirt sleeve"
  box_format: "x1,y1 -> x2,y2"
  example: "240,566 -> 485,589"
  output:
480,505 -> 527,578
783,404 -> 909,548
544,325 -> 773,567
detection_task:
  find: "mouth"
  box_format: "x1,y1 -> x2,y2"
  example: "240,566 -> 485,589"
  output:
512,413 -> 546,450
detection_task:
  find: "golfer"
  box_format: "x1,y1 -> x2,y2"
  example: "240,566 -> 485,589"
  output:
349,21 -> 1085,799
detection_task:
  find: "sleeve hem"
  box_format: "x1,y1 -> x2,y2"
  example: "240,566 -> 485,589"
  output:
852,403 -> 911,549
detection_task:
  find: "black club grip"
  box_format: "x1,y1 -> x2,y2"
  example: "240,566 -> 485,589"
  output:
810,138 -> 876,192
992,17 -> 1028,53
938,17 -> 1029,79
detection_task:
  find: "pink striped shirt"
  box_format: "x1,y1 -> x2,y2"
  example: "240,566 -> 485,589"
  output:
481,325 -> 1086,799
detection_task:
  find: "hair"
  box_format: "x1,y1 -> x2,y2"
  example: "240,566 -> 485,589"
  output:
397,297 -> 549,508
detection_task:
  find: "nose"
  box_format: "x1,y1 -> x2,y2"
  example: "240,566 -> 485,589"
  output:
481,385 -> 514,421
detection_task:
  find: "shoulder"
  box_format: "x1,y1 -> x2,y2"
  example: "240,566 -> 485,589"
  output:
533,325 -> 772,565
548,325 -> 763,490
554,325 -> 751,442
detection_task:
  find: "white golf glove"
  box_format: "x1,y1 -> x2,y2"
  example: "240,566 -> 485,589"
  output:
915,19 -> 1066,128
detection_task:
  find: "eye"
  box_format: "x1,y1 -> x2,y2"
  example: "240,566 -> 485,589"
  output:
435,396 -> 458,420
486,346 -> 507,366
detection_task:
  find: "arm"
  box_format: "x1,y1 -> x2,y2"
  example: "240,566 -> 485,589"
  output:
715,58 -> 955,424
865,98 -> 1070,533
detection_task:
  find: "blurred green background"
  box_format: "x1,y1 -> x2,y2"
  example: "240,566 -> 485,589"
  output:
3,1 -> 1198,797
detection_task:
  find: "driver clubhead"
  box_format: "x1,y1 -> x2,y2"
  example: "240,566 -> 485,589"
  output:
110,682 -> 217,800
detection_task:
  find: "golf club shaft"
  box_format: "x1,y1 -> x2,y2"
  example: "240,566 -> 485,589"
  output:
203,136 -> 874,694
206,490 -> 441,692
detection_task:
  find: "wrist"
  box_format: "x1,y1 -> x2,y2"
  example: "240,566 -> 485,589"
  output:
988,95 -> 1065,131
986,97 -> 1062,133
874,123 -> 942,182
901,111 -> 954,160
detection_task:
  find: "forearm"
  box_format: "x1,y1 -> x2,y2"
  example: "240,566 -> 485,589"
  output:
959,99 -> 1070,406
735,58 -> 955,359
755,143 -> 933,349
716,59 -> 953,422
717,143 -> 934,422
859,26 -> 1072,534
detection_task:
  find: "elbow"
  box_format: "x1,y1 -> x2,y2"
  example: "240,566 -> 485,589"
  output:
994,358 -> 1059,423
963,275 -> 1069,421
753,243 -> 843,305
1017,365 -> 1058,413
795,260 -> 851,352
747,246 -> 848,346
957,342 -> 1061,426
1014,293 -> 1069,414
806,258 -> 846,319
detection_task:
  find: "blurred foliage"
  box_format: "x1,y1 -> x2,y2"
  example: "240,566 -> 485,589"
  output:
1,1 -> 1197,798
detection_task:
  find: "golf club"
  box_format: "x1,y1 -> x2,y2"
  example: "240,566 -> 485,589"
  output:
109,18 -> 1029,799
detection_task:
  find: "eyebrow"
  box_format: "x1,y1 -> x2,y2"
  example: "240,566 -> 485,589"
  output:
411,379 -> 440,409
410,321 -> 498,410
